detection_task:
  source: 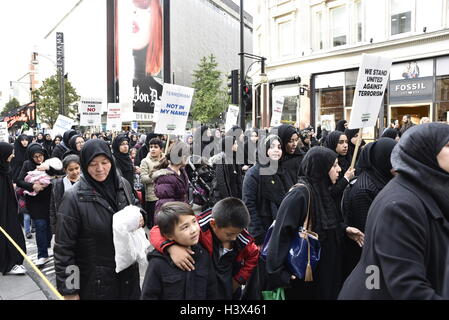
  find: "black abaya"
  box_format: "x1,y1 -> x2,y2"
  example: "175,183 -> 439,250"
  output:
0,142 -> 26,274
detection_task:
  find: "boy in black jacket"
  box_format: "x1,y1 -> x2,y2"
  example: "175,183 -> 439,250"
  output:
141,202 -> 217,300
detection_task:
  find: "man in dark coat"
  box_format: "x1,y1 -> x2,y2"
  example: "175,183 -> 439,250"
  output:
339,123 -> 449,300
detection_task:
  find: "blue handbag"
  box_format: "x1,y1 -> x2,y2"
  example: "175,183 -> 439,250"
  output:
261,184 -> 321,282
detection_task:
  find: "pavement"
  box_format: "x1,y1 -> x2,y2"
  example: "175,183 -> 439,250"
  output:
0,227 -> 153,301
0,264 -> 47,300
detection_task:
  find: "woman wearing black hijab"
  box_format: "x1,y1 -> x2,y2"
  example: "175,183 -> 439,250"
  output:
54,139 -> 143,300
324,131 -> 356,216
339,123 -> 449,300
62,135 -> 85,159
335,120 -> 347,132
243,134 -> 289,245
266,147 -> 364,300
0,142 -> 27,275
42,133 -> 54,156
17,143 -> 59,266
341,138 -> 397,280
273,124 -> 304,187
381,128 -> 401,141
112,134 -> 135,188
10,134 -> 30,182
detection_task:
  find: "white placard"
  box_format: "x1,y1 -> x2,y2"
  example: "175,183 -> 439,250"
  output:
270,96 -> 285,127
154,84 -> 194,135
52,115 -> 75,138
321,114 -> 335,132
0,122 -> 8,142
152,100 -> 162,123
225,105 -> 240,133
348,54 -> 393,129
106,103 -> 122,131
80,98 -> 102,127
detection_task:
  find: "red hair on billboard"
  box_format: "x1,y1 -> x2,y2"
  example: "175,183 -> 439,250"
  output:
146,0 -> 163,76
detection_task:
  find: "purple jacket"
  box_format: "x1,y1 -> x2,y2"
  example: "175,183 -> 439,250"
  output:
153,167 -> 189,213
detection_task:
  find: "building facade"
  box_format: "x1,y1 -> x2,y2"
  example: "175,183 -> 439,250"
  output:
252,0 -> 449,137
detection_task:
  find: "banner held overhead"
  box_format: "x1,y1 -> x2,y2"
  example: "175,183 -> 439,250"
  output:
154,84 -> 194,136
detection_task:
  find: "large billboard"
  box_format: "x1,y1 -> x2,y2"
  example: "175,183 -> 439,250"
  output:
114,0 -> 164,120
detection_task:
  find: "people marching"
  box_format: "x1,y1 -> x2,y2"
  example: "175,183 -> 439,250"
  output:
1,115 -> 449,302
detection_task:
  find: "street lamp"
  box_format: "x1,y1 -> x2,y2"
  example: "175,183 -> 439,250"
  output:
32,52 -> 65,115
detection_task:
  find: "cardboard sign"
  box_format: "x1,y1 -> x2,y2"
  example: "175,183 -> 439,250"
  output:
106,103 -> 122,131
80,98 -> 102,127
0,122 -> 8,142
154,84 -> 194,135
270,96 -> 285,127
52,115 -> 75,138
348,54 -> 392,129
225,105 -> 240,133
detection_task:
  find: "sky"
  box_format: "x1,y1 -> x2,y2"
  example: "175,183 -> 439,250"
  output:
0,0 -> 255,111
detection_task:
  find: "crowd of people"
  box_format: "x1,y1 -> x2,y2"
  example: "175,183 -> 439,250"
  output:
1,114 -> 449,300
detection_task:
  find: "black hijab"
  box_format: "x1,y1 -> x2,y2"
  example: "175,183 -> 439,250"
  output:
325,130 -> 352,174
27,143 -> 48,166
112,134 -> 134,186
129,134 -> 138,148
62,129 -> 78,148
336,120 -> 347,132
358,138 -> 397,188
382,128 -> 400,140
298,147 -> 340,234
0,142 -> 13,176
66,134 -> 83,156
391,123 -> 449,217
258,135 -> 289,206
275,124 -> 298,157
80,139 -> 120,211
36,133 -> 45,144
13,135 -> 30,163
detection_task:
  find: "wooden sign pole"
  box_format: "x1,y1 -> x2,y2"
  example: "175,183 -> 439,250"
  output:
350,128 -> 364,169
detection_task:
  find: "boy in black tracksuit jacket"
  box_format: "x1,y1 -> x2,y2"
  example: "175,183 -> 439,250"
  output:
141,202 -> 217,300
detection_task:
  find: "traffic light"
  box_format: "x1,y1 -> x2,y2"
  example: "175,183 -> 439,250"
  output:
242,82 -> 252,112
227,69 -> 239,105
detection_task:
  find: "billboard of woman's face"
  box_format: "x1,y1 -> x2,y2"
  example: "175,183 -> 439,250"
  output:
115,0 -> 163,115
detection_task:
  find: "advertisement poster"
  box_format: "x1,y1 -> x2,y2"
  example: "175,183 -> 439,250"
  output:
115,0 -> 164,116
80,98 -> 102,127
154,84 -> 194,136
348,54 -> 392,129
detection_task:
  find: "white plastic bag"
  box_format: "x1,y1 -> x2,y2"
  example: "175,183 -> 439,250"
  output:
112,205 -> 150,273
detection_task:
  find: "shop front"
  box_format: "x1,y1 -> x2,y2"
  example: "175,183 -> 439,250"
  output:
311,55 -> 449,139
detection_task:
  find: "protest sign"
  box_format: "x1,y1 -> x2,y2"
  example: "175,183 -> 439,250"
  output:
106,103 -> 122,131
348,54 -> 392,168
225,105 -> 240,134
0,122 -> 8,142
270,97 -> 285,127
348,54 -> 392,129
52,115 -> 75,138
154,84 -> 194,136
80,98 -> 102,127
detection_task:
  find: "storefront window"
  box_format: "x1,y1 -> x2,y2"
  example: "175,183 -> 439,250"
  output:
436,76 -> 449,101
436,102 -> 449,122
271,84 -> 299,125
